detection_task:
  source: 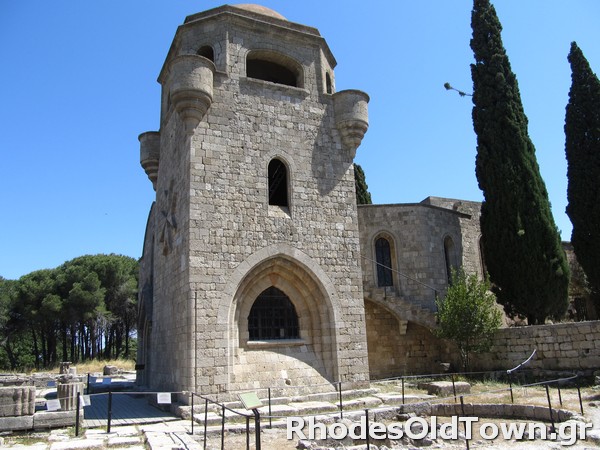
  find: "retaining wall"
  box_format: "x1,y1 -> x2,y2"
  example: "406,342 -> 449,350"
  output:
472,321 -> 600,373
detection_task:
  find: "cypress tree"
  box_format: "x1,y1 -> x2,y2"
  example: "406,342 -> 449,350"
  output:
470,0 -> 569,324
565,42 -> 600,301
354,163 -> 372,205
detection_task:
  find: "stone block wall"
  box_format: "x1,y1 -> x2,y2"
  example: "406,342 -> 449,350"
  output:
421,197 -> 483,277
358,202 -> 469,310
365,301 -> 444,378
472,321 -> 600,373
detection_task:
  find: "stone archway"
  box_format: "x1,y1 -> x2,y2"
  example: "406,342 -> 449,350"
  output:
223,247 -> 340,392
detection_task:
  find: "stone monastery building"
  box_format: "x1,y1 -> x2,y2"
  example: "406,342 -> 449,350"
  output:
136,4 -> 484,396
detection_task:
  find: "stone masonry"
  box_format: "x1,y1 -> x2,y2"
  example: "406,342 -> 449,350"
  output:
136,4 -> 510,397
472,321 -> 600,373
137,4 -> 371,397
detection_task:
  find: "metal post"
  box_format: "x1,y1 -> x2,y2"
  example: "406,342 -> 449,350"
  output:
557,384 -> 563,407
107,389 -> 113,434
253,409 -> 262,450
508,373 -> 514,403
75,393 -> 81,437
86,373 -> 90,395
203,398 -> 208,450
365,409 -> 370,450
401,377 -> 405,405
545,385 -> 556,433
246,416 -> 250,450
221,404 -> 225,450
191,393 -> 194,435
452,374 -> 457,403
577,385 -> 584,414
338,382 -> 344,419
268,387 -> 272,429
460,396 -> 469,450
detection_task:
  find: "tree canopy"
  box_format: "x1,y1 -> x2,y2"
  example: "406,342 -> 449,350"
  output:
470,0 -> 569,324
565,42 -> 600,306
0,254 -> 138,371
354,163 -> 372,205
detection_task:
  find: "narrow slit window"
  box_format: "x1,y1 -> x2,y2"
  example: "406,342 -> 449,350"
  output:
444,236 -> 456,284
268,159 -> 289,207
248,287 -> 299,340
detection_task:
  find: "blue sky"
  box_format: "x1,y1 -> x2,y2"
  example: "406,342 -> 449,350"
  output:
1,1 -> 599,280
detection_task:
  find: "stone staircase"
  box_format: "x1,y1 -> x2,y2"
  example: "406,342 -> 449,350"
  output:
175,387 -> 433,428
367,287 -> 437,330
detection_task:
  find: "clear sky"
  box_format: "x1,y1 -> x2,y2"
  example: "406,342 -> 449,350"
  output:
1,1 -> 599,280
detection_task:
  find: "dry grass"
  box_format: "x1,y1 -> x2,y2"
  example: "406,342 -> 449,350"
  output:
27,358 -> 135,375
71,358 -> 135,374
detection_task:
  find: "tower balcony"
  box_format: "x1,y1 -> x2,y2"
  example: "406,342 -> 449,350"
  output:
165,55 -> 215,134
333,89 -> 370,158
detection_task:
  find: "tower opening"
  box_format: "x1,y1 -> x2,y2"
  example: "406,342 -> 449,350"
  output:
268,158 -> 289,207
246,50 -> 302,88
197,45 -> 214,62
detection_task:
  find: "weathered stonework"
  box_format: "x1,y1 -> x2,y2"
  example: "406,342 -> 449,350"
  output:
0,386 -> 35,417
473,321 -> 600,373
365,301 -> 444,379
136,4 -> 598,389
137,4 -> 370,396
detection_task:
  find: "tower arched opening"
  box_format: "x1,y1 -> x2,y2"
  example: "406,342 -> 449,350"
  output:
246,50 -> 303,88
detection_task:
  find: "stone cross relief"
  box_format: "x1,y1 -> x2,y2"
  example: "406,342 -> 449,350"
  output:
159,179 -> 178,255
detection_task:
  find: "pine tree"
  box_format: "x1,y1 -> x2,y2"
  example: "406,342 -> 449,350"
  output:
354,163 -> 372,205
565,42 -> 600,302
470,0 -> 569,324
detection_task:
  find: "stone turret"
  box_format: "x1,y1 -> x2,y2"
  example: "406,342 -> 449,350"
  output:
333,89 -> 370,157
160,55 -> 215,134
139,131 -> 160,191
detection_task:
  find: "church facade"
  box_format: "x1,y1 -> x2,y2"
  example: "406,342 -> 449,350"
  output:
136,4 -> 484,396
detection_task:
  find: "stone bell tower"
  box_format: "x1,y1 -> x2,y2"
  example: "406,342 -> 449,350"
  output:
137,4 -> 370,396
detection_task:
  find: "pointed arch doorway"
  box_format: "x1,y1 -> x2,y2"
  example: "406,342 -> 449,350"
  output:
227,253 -> 339,392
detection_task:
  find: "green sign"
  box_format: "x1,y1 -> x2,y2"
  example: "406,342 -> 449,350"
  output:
238,392 -> 262,410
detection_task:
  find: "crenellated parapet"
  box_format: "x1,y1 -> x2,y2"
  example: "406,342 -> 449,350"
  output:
333,89 -> 370,158
162,55 -> 215,134
139,131 -> 160,191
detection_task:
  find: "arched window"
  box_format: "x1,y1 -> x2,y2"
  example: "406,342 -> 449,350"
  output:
375,237 -> 393,287
248,287 -> 299,340
268,158 -> 289,207
444,236 -> 456,284
197,45 -> 214,62
246,50 -> 302,88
